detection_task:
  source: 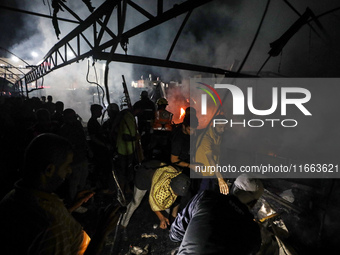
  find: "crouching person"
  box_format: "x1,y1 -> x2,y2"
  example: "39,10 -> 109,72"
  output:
120,160 -> 191,239
169,174 -> 264,255
0,134 -> 121,255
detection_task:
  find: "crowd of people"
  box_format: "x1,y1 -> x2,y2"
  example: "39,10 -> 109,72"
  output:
0,91 -> 265,254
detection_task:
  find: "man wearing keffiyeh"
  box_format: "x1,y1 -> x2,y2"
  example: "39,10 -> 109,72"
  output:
120,162 -> 190,240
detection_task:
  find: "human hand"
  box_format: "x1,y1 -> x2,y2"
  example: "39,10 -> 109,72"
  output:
159,217 -> 170,229
218,178 -> 229,195
77,190 -> 95,202
69,190 -> 95,212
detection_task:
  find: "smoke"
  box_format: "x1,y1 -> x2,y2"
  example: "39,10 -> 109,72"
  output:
212,78 -> 340,163
1,0 -> 340,121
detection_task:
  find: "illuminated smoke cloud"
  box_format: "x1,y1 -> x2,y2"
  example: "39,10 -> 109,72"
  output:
1,0 -> 340,151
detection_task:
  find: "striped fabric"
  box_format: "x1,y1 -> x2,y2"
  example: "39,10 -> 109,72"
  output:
29,190 -> 90,255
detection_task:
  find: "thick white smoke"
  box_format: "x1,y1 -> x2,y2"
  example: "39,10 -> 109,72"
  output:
2,0 -> 340,155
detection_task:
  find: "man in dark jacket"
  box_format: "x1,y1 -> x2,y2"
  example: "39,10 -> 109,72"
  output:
133,91 -> 155,159
169,174 -> 264,255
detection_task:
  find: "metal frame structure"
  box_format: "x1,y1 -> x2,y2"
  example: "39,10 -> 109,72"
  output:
12,0 -> 255,100
3,0 -> 329,100
0,58 -> 28,95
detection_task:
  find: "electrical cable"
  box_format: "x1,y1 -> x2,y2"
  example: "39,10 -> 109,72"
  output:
92,62 -> 103,106
196,0 -> 270,150
237,0 -> 271,74
109,213 -> 124,254
86,59 -> 105,107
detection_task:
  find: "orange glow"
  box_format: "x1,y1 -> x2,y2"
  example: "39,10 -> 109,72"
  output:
268,152 -> 277,157
78,231 -> 91,255
179,107 -> 185,119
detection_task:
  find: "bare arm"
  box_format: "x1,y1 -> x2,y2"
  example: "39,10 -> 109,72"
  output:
171,154 -> 203,172
67,190 -> 94,213
154,211 -> 170,229
171,154 -> 189,168
206,151 -> 229,195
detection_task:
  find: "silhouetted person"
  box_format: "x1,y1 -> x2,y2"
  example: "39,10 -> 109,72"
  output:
115,108 -> 138,194
149,97 -> 173,161
184,106 -> 196,118
60,108 -> 92,212
41,95 -> 46,105
25,108 -> 60,144
133,91 -> 155,159
45,95 -> 56,115
0,134 -> 121,254
52,100 -> 65,127
87,104 -> 114,192
102,103 -> 120,151
170,114 -> 201,215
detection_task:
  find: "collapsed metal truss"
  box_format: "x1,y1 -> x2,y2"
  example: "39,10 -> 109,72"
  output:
13,0 -> 255,98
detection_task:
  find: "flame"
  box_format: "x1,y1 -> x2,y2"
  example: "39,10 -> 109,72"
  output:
179,107 -> 185,119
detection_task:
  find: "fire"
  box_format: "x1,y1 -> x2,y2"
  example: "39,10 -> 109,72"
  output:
179,107 -> 185,119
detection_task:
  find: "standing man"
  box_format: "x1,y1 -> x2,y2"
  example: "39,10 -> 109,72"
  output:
149,97 -> 174,161
102,103 -> 120,150
60,108 -> 92,213
170,174 -> 264,255
152,98 -> 173,132
171,115 -> 199,172
87,104 -> 114,193
115,108 -> 138,194
133,91 -> 155,159
195,114 -> 229,194
45,95 -> 56,115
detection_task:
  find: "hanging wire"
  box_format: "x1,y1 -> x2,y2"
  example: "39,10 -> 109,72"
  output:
47,0 -> 52,16
196,0 -> 271,150
256,55 -> 271,76
237,0 -> 271,74
41,0 -> 52,16
308,26 -> 312,64
86,59 -> 105,107
278,50 -> 283,74
94,64 -> 101,104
